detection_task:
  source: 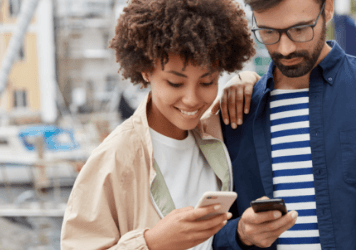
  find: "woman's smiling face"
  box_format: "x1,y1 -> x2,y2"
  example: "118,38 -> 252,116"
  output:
144,53 -> 220,140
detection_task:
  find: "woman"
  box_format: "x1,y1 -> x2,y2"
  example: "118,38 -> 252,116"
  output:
61,0 -> 258,249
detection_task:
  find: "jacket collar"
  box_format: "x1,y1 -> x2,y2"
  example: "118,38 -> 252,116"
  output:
131,92 -> 156,182
318,40 -> 346,85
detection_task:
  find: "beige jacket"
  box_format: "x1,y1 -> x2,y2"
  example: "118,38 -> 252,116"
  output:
61,93 -> 232,250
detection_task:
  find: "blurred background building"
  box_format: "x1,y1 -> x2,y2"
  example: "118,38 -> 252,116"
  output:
55,0 -> 152,123
2,0 -> 356,125
0,0 -> 48,125
56,0 -> 118,114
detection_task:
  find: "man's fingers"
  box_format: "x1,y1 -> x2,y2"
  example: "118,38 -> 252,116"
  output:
227,88 -> 237,129
250,210 -> 282,224
244,85 -> 253,114
243,203 -> 281,224
254,210 -> 298,247
236,85 -> 244,126
239,210 -> 298,248
271,211 -> 298,233
256,196 -> 269,201
247,210 -> 298,233
220,90 -> 229,125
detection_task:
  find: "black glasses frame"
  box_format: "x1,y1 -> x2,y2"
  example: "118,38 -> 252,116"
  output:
251,2 -> 326,45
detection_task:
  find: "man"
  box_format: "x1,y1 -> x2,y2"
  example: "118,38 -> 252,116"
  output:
211,0 -> 356,249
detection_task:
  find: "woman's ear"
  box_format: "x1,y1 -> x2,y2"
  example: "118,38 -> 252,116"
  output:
141,72 -> 150,83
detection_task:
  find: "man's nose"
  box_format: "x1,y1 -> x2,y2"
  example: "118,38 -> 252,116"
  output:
277,33 -> 297,56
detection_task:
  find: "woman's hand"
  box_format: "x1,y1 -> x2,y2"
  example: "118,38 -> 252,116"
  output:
144,204 -> 232,250
211,71 -> 260,129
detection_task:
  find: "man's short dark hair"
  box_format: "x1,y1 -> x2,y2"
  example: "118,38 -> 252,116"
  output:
244,0 -> 326,13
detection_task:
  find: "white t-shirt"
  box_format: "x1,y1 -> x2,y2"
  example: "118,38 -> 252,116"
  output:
150,128 -> 219,250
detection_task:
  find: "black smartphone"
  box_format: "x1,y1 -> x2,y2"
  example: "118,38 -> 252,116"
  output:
250,198 -> 287,215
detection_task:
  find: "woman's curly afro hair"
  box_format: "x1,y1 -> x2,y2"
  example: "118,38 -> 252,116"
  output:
109,0 -> 256,87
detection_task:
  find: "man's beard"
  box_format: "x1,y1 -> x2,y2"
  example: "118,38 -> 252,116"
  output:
270,23 -> 327,78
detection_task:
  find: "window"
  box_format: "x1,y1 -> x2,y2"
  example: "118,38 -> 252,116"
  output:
9,0 -> 22,17
13,90 -> 27,108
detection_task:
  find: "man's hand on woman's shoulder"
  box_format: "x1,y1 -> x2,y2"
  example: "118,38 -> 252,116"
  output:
211,71 -> 260,129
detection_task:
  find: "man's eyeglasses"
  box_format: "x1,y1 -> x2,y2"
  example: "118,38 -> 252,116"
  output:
251,2 -> 325,45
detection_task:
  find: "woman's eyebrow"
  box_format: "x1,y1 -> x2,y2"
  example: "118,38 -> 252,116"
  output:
166,71 -> 187,78
166,70 -> 216,78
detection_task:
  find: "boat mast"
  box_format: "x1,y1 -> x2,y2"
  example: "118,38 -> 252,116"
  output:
0,0 -> 40,95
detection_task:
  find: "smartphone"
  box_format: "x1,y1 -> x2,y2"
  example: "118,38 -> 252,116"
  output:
195,191 -> 237,221
250,198 -> 287,215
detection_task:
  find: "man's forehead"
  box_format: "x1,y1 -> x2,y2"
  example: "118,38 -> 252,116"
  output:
247,0 -> 321,11
253,0 -> 320,29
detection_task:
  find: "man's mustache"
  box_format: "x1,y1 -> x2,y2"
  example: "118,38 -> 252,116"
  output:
271,51 -> 309,60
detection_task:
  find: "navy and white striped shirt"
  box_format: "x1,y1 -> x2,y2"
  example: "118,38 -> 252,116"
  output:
270,89 -> 321,250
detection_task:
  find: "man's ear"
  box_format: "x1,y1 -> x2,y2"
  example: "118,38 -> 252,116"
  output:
324,0 -> 334,24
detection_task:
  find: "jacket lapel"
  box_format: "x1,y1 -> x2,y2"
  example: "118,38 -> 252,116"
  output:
193,131 -> 231,192
150,160 -> 175,218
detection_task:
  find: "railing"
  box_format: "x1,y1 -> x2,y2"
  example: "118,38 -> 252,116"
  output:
0,159 -> 78,217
